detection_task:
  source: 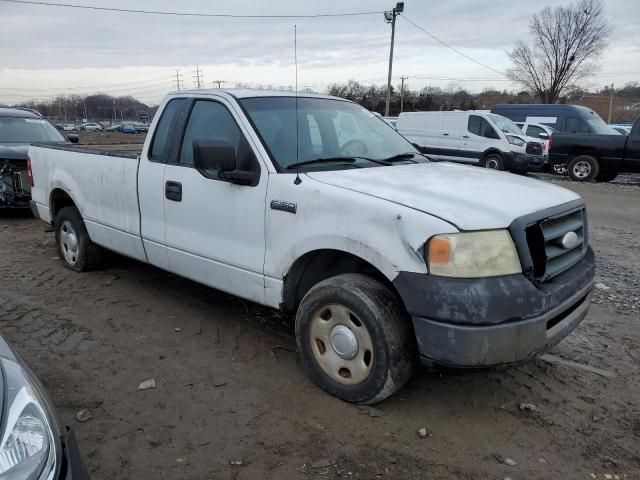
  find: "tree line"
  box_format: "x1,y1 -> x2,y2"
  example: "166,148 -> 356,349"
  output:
7,93 -> 156,124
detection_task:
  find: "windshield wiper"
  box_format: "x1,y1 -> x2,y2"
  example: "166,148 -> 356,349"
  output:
285,157 -> 358,169
380,152 -> 420,163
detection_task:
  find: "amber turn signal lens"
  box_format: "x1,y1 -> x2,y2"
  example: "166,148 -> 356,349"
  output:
429,237 -> 450,264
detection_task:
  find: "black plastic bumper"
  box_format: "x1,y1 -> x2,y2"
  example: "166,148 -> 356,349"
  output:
62,427 -> 90,479
393,248 -> 595,368
504,151 -> 545,171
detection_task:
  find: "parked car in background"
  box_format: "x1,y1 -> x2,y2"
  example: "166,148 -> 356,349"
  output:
121,123 -> 138,134
382,116 -> 398,129
397,111 -> 545,172
491,104 -> 618,135
0,107 -> 77,208
549,116 -> 640,182
0,332 -> 90,478
82,123 -> 103,132
63,123 -> 76,131
106,123 -> 122,132
28,89 -> 594,404
610,124 -> 632,135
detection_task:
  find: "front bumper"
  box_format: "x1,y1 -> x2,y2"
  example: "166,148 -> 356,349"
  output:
504,151 -> 545,171
393,248 -> 595,368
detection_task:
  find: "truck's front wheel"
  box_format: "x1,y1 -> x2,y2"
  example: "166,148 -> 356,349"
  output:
568,155 -> 599,182
295,274 -> 415,404
54,206 -> 103,272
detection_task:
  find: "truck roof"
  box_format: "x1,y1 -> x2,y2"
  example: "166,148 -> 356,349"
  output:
0,107 -> 43,118
168,88 -> 346,102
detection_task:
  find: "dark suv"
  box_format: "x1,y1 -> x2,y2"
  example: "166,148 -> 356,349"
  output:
0,108 -> 76,208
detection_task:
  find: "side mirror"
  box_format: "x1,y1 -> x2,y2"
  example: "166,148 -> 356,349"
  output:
538,132 -> 549,139
67,134 -> 79,144
193,138 -> 236,172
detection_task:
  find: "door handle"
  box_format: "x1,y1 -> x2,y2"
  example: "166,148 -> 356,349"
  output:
442,133 -> 449,136
462,135 -> 469,139
165,181 -> 182,202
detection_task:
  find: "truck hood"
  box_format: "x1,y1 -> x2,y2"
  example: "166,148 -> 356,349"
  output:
307,162 -> 581,230
0,144 -> 29,160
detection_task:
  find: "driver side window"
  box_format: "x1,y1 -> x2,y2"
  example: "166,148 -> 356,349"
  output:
179,101 -> 243,167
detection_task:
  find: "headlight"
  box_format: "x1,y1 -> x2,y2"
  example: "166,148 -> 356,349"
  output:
0,359 -> 58,480
427,230 -> 521,278
507,135 -> 525,146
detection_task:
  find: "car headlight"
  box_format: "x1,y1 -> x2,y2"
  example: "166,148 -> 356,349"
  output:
427,230 -> 522,278
507,135 -> 525,146
0,358 -> 58,480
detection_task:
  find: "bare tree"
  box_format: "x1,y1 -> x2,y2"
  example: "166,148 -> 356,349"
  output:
507,0 -> 610,104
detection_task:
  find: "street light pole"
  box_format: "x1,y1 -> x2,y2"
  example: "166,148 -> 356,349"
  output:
384,2 -> 404,117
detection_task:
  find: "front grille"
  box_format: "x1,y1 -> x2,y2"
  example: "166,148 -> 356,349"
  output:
526,142 -> 543,155
525,208 -> 587,281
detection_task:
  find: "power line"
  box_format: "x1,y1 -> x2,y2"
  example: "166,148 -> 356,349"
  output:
399,14 -> 508,78
0,0 -> 381,18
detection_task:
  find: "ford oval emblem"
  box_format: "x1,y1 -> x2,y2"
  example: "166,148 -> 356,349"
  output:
561,231 -> 579,249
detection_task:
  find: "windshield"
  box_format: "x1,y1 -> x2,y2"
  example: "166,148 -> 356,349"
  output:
487,114 -> 524,136
239,97 -> 419,170
0,117 -> 66,143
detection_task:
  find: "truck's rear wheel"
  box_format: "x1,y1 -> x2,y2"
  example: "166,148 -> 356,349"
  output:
54,206 -> 103,272
568,155 -> 599,182
483,153 -> 504,170
295,273 -> 414,404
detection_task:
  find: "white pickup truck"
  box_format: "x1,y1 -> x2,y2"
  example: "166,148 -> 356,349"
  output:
28,90 -> 595,404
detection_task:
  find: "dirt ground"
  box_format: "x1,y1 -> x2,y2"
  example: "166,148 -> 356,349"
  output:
0,175 -> 638,480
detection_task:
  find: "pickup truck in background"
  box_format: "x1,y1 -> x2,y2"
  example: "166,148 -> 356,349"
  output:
549,116 -> 640,182
29,89 -> 595,404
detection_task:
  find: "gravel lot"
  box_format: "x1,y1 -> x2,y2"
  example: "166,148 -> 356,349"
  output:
0,174 -> 638,479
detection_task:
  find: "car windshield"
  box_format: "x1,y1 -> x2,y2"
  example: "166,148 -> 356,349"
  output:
487,114 -> 524,135
0,116 -> 66,143
239,97 -> 420,170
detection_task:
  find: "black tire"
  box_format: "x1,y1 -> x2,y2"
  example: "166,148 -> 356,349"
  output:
54,206 -> 103,272
595,170 -> 618,183
568,155 -> 599,182
482,153 -> 504,170
295,273 -> 415,404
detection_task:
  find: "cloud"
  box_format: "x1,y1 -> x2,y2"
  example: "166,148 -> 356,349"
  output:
0,0 -> 637,103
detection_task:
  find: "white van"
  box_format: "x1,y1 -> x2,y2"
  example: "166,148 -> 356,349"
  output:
396,111 -> 545,171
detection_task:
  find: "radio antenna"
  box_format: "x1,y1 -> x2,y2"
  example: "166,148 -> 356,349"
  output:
293,24 -> 302,185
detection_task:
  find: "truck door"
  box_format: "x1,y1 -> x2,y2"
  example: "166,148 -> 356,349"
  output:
162,98 -> 267,304
138,97 -> 190,270
623,122 -> 640,173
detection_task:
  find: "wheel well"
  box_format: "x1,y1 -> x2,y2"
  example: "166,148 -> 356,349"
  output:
282,249 -> 401,313
482,149 -> 503,161
50,189 -> 76,221
568,148 -> 599,161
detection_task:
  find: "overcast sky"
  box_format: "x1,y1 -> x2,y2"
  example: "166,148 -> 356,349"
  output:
0,0 -> 638,104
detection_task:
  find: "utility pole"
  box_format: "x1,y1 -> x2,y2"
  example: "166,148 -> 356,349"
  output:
607,83 -> 614,123
112,98 -> 117,123
384,2 -> 404,117
193,65 -> 203,89
174,69 -> 183,90
400,75 -> 408,113
212,80 -> 225,88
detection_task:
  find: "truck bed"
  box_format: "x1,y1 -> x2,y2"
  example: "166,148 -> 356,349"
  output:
33,142 -> 143,158
29,143 -> 146,262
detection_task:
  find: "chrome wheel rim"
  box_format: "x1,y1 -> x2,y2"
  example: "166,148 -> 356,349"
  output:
485,158 -> 499,169
60,220 -> 79,265
309,304 -> 374,385
572,160 -> 591,179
